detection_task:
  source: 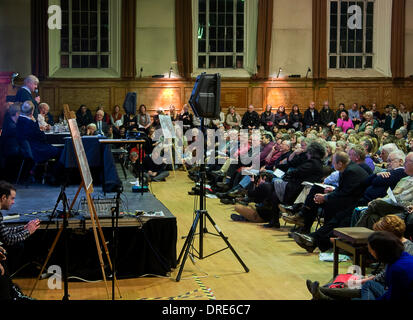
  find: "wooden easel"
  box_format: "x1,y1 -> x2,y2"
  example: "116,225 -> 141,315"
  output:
30,105 -> 121,299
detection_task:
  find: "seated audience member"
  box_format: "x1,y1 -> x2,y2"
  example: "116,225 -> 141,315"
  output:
307,216 -> 413,300
319,101 -> 335,128
94,105 -> 110,125
303,102 -> 320,129
179,104 -> 194,132
336,110 -> 354,133
288,104 -> 303,131
366,232 -> 413,300
267,141 -> 326,228
1,103 -> 27,182
354,152 -> 413,229
110,105 -> 123,128
384,108 -> 404,135
274,105 -> 289,129
357,150 -> 408,206
371,103 -> 381,121
137,104 -> 152,132
291,151 -> 370,253
241,105 -> 260,130
16,101 -> 61,164
76,105 -> 93,134
406,112 -> 413,131
399,103 -> 410,126
348,145 -> 373,175
348,103 -> 361,127
359,111 -> 379,132
334,103 -> 346,122
85,123 -> 97,136
151,108 -> 164,130
260,104 -> 276,132
230,172 -> 275,223
94,110 -> 109,136
142,148 -> 170,182
169,105 -> 179,123
225,106 -> 241,130
373,143 -> 399,168
0,181 -> 40,300
37,103 -> 51,131
206,109 -> 225,130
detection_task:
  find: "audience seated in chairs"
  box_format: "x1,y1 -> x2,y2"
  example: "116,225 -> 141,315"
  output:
0,103 -> 32,183
290,151 -> 370,253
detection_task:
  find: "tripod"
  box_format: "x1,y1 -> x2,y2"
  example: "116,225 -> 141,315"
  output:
29,184 -> 71,300
176,118 -> 249,282
111,185 -> 123,300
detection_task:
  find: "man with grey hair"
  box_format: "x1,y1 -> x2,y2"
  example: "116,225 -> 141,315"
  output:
15,75 -> 41,119
355,152 -> 413,229
16,100 -> 60,165
94,109 -> 109,136
356,150 -> 408,206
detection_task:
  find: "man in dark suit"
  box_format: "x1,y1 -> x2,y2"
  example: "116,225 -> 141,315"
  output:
291,151 -> 370,253
94,110 -> 109,137
241,105 -> 260,130
15,75 -> 41,119
384,108 -> 404,135
303,101 -> 320,129
16,101 -> 60,164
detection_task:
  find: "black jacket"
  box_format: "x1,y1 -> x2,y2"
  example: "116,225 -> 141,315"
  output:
241,111 -> 260,129
15,87 -> 39,119
324,162 -> 369,209
303,108 -> 320,127
384,115 -> 404,134
283,157 -> 324,204
320,108 -> 335,126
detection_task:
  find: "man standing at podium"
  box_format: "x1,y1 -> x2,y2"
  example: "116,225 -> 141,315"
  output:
15,75 -> 41,119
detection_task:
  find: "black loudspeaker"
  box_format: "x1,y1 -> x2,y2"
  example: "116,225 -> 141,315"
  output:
189,73 -> 221,119
123,92 -> 137,115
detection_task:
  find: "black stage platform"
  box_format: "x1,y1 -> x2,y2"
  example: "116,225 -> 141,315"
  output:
4,184 -> 177,280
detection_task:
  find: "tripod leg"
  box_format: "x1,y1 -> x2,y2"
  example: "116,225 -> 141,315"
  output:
29,225 -> 64,297
176,211 -> 201,282
90,200 -> 122,299
86,195 -> 110,299
204,212 -> 249,273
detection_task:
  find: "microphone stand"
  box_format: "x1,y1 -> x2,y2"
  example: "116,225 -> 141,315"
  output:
111,185 -> 123,300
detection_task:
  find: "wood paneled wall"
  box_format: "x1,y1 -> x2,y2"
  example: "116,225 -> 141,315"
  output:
35,78 -> 413,121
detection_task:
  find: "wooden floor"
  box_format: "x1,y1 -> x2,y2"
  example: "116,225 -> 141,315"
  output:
15,171 -> 353,300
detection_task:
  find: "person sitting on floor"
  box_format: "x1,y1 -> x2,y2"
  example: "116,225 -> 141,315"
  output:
230,172 -> 275,223
142,147 -> 170,182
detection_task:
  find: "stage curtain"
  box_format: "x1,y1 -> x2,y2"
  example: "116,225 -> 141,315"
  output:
175,0 -> 193,79
121,0 -> 137,78
31,0 -> 49,80
391,0 -> 406,79
255,0 -> 273,80
312,0 -> 327,79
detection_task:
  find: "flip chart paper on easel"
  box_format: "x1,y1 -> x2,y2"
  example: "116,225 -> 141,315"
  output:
68,118 -> 93,192
159,115 -> 176,139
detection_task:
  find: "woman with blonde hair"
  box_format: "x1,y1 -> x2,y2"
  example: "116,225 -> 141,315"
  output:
225,106 -> 241,129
